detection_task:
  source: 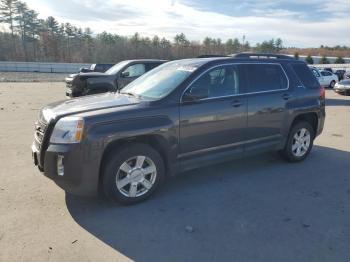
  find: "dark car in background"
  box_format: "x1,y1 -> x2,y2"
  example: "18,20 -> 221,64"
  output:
335,69 -> 346,81
32,53 -> 325,204
66,59 -> 167,98
334,79 -> 350,95
80,63 -> 114,73
323,67 -> 333,73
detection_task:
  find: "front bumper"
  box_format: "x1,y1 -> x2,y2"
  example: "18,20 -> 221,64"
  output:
32,142 -> 100,196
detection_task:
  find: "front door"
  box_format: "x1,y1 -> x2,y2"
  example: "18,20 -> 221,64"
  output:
179,64 -> 247,166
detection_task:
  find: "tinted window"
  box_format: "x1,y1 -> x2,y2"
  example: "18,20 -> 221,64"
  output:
123,64 -> 146,78
247,64 -> 288,92
291,63 -> 320,89
187,65 -> 241,99
145,63 -> 162,71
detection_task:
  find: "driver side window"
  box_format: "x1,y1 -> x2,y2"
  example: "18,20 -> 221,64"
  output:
187,65 -> 240,99
123,64 -> 146,78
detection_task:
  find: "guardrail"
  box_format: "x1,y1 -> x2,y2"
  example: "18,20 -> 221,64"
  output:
313,64 -> 350,70
0,61 -> 91,73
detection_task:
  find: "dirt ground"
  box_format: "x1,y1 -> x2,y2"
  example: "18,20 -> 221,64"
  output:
0,82 -> 349,262
0,72 -> 66,82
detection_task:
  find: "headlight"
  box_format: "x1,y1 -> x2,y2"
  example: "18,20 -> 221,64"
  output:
50,116 -> 84,144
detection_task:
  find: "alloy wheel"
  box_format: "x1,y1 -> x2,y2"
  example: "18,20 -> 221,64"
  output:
116,156 -> 157,198
291,128 -> 311,157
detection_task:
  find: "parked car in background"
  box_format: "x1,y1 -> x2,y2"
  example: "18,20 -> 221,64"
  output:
32,53 -> 325,204
334,79 -> 350,95
65,59 -> 167,98
344,71 -> 350,80
335,69 -> 346,81
310,67 -> 338,88
80,63 -> 115,73
323,67 -> 333,73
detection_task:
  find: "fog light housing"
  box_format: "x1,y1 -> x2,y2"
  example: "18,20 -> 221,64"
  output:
57,155 -> 64,176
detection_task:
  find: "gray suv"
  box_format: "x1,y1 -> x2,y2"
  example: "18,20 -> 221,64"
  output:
32,53 -> 325,204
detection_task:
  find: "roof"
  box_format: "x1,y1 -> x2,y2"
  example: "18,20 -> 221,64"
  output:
170,53 -> 301,69
124,59 -> 168,63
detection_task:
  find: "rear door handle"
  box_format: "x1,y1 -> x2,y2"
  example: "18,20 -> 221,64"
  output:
282,93 -> 292,100
231,100 -> 242,107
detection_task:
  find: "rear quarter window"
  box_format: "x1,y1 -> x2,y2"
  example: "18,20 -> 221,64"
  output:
291,63 -> 320,89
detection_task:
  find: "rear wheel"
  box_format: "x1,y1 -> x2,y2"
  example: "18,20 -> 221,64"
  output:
329,80 -> 336,88
280,121 -> 315,162
102,143 -> 165,205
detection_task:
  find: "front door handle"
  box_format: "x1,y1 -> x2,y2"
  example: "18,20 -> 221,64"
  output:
231,100 -> 242,107
282,93 -> 292,100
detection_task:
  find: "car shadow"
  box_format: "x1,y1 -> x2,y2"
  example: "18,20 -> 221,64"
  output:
326,97 -> 350,106
65,145 -> 350,262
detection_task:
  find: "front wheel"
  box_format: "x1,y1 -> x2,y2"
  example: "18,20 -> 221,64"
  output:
280,121 -> 315,162
102,143 -> 165,205
329,80 -> 336,88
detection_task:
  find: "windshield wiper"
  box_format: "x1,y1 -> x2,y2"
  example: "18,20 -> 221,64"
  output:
120,92 -> 140,98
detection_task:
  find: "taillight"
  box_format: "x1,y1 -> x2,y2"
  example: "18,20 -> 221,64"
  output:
320,86 -> 325,99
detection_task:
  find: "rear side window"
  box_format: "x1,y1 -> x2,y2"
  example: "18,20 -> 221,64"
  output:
291,63 -> 320,89
311,68 -> 320,78
247,64 -> 288,92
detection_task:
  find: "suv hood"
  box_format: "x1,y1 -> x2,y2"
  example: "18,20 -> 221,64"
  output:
41,92 -> 139,122
65,72 -> 108,82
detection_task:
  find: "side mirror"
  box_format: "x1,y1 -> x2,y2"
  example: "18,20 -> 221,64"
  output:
121,71 -> 130,78
183,87 -> 208,102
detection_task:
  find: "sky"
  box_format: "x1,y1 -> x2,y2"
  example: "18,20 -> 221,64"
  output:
20,0 -> 350,47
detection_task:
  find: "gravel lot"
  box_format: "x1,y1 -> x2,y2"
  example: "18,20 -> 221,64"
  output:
0,72 -> 67,82
0,82 -> 349,262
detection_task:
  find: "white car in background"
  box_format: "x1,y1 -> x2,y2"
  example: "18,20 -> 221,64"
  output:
310,67 -> 338,88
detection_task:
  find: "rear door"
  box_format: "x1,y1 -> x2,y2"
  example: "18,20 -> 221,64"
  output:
243,63 -> 290,153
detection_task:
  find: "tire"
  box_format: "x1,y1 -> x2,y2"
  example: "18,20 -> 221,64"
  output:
102,143 -> 165,205
329,80 -> 336,88
280,121 -> 315,162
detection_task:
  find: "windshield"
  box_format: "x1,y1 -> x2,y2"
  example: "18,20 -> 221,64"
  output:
121,61 -> 196,99
105,61 -> 129,75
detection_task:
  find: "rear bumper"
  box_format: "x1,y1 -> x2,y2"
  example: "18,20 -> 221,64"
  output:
32,142 -> 100,196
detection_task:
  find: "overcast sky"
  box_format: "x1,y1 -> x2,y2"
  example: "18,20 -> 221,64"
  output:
21,0 -> 350,47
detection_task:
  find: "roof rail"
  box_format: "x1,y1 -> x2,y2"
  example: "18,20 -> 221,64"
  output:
231,53 -> 294,60
196,55 -> 229,58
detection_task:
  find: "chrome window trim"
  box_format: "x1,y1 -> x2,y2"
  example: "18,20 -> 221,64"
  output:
180,62 -> 290,103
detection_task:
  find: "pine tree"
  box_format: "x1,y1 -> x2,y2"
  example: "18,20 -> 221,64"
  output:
0,0 -> 17,38
305,55 -> 314,64
294,52 -> 299,60
319,55 -> 330,64
334,56 -> 345,64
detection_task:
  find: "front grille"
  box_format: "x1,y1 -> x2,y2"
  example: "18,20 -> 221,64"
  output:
66,81 -> 73,89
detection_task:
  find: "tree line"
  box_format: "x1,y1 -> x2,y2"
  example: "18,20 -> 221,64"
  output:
0,0 -> 348,64
0,0 -> 286,63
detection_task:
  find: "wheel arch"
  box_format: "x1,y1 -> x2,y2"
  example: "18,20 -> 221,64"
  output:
98,135 -> 172,188
290,112 -> 318,136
